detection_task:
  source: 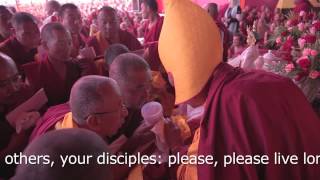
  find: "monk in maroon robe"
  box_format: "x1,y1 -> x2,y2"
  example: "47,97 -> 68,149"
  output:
0,52 -> 36,179
141,0 -> 164,71
205,3 -> 231,62
87,6 -> 142,57
23,23 -> 96,106
0,12 -> 40,73
0,6 -> 12,43
158,0 -> 320,179
59,3 -> 88,58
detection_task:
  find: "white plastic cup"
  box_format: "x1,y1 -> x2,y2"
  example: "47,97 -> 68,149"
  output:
141,101 -> 163,127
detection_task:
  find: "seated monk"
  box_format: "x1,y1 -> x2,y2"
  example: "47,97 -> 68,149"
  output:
0,6 -> 12,43
59,3 -> 88,58
205,2 -> 231,62
55,75 -> 128,141
23,23 -> 97,106
87,6 -> 142,57
228,33 -> 246,59
140,0 -> 164,71
0,52 -> 37,179
12,129 -> 112,180
158,0 -> 320,179
0,12 -> 40,74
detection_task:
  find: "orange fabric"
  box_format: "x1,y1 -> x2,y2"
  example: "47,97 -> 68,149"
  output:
96,31 -> 109,55
55,112 -> 78,130
95,58 -> 107,76
127,165 -> 144,180
177,128 -> 200,180
171,115 -> 191,141
158,0 -> 222,104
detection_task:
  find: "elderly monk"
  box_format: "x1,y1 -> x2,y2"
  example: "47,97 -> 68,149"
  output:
13,129 -> 112,180
0,52 -> 36,179
109,53 -> 152,141
205,3 -> 231,62
158,0 -> 320,179
140,0 -> 164,71
88,6 -> 142,56
0,6 -> 12,43
23,23 -> 96,106
59,3 -> 88,58
0,12 -> 40,73
55,75 -> 128,141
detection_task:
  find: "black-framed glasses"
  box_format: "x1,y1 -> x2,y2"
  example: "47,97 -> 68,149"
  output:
85,103 -> 127,120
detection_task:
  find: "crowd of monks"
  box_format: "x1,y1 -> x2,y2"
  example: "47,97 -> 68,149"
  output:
1,0 -> 320,179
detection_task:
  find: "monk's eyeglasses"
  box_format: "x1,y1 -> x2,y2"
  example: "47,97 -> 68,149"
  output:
0,74 -> 22,89
85,104 -> 127,120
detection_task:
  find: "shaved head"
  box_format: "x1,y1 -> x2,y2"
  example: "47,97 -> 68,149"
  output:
11,12 -> 37,29
104,43 -> 130,68
41,22 -> 70,42
109,53 -> 150,82
70,75 -> 127,138
70,75 -> 121,125
205,3 -> 218,19
0,52 -> 17,74
13,129 -> 112,180
109,53 -> 151,108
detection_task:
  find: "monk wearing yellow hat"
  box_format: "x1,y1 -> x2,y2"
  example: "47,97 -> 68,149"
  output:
158,0 -> 320,179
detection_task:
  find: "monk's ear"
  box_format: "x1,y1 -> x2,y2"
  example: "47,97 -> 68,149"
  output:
86,116 -> 101,131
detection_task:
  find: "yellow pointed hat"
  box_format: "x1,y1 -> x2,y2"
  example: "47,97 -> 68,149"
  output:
158,0 -> 222,104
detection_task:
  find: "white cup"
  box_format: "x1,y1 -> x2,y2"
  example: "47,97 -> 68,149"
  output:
141,101 -> 163,127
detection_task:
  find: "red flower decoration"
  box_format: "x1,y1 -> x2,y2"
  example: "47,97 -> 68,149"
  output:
295,72 -> 308,81
303,35 -> 317,44
297,57 -> 311,70
281,31 -> 289,37
313,21 -> 320,31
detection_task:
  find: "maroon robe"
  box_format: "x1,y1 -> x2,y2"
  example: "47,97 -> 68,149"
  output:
23,57 -> 96,106
87,30 -> 142,56
0,85 -> 34,178
109,108 -> 143,143
29,103 -> 70,142
215,20 -> 231,62
143,16 -> 164,71
0,37 -> 37,73
198,63 -> 320,179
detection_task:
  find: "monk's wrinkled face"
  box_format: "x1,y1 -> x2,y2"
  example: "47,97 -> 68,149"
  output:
97,10 -> 119,40
0,9 -> 12,37
0,63 -> 22,104
91,85 -> 128,138
45,29 -> 72,61
15,21 -> 40,49
61,8 -> 82,34
119,69 -> 152,109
